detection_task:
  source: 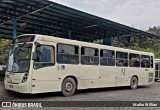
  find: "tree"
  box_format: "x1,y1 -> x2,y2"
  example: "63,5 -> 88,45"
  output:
0,39 -> 11,65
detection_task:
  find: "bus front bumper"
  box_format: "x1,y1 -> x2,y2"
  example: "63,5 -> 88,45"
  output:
4,80 -> 30,93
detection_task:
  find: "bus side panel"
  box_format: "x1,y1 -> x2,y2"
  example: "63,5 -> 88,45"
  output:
54,64 -> 99,90
129,68 -> 148,86
31,66 -> 62,93
115,67 -> 130,86
75,65 -> 99,89
99,66 -> 116,87
31,80 -> 62,94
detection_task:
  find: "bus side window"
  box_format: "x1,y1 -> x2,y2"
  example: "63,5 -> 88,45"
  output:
81,47 -> 99,65
57,44 -> 79,64
116,52 -> 128,67
129,53 -> 140,67
141,55 -> 150,68
156,64 -> 158,70
100,49 -> 115,66
34,45 -> 55,69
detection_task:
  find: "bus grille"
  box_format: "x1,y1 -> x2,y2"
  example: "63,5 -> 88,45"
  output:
149,73 -> 153,77
148,78 -> 153,83
148,73 -> 154,83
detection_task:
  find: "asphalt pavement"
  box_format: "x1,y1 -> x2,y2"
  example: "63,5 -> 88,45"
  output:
0,80 -> 160,110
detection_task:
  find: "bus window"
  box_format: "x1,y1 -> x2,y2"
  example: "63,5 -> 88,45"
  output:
151,56 -> 153,68
34,45 -> 55,69
156,64 -> 158,70
141,55 -> 150,68
81,47 -> 99,65
129,53 -> 140,67
100,49 -> 115,66
116,52 -> 128,67
57,44 -> 79,64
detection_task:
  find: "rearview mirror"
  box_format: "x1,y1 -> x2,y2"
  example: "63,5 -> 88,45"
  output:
32,52 -> 38,60
36,46 -> 42,55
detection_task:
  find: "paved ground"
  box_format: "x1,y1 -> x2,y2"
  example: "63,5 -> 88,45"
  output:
0,80 -> 160,110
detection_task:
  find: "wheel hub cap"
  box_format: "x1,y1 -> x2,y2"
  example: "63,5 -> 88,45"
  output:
65,82 -> 73,92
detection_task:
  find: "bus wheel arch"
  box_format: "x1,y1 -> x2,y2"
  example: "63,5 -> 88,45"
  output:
130,75 -> 138,90
61,76 -> 77,96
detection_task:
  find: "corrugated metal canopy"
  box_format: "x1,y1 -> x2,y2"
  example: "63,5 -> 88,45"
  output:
0,0 -> 160,41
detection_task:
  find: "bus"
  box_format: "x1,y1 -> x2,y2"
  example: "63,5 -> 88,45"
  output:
4,34 -> 155,96
155,59 -> 160,81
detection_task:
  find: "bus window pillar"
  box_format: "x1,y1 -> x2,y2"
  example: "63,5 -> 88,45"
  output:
103,37 -> 113,46
13,17 -> 17,39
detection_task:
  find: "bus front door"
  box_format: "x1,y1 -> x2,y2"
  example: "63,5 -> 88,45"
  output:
31,44 -> 61,93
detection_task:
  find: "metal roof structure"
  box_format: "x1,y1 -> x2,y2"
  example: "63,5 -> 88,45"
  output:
0,0 -> 160,43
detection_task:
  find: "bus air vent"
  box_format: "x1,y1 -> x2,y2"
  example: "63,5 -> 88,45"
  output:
149,73 -> 153,77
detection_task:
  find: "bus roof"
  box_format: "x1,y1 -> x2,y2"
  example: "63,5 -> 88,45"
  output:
18,34 -> 154,56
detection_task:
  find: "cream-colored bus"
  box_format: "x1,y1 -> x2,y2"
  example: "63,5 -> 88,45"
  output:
155,59 -> 160,81
4,34 -> 155,96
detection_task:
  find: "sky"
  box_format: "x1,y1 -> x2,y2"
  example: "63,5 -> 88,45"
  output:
49,0 -> 160,30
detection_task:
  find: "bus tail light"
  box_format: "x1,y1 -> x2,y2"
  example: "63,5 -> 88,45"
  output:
22,73 -> 28,83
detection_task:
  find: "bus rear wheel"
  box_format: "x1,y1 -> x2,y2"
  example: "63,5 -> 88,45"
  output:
130,76 -> 138,90
61,77 -> 76,97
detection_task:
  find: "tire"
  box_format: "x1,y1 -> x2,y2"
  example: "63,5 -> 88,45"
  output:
61,77 -> 76,97
130,76 -> 138,90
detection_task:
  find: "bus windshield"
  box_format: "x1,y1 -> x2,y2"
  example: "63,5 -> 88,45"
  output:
7,43 -> 32,73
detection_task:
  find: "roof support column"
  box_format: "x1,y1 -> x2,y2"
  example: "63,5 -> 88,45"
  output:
127,36 -> 131,47
13,18 -> 17,39
103,37 -> 113,46
68,30 -> 72,39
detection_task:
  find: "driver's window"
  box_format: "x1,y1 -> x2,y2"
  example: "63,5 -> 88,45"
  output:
34,45 -> 55,69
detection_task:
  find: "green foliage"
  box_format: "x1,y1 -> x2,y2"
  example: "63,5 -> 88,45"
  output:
0,40 -> 11,65
148,26 -> 160,35
114,26 -> 160,58
142,48 -> 154,53
146,26 -> 160,58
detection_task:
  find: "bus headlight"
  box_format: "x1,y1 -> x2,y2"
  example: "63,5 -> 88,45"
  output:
22,73 -> 28,83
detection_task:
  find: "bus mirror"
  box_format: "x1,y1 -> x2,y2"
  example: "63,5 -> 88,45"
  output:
32,52 -> 38,60
36,47 -> 41,54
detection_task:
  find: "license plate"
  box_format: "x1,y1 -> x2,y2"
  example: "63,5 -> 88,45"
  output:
9,85 -> 13,88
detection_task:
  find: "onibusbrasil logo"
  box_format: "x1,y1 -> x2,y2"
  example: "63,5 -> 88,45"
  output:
1,102 -> 42,108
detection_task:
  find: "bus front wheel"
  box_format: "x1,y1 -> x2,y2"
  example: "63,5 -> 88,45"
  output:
130,76 -> 138,90
61,77 -> 76,97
